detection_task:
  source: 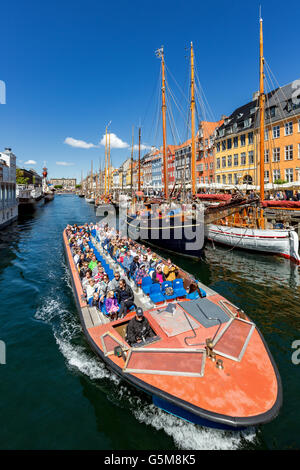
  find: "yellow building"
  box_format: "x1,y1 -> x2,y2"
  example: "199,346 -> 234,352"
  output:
215,100 -> 257,186
215,81 -> 300,188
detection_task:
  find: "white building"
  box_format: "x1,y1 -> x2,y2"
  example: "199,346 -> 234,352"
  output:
0,148 -> 18,229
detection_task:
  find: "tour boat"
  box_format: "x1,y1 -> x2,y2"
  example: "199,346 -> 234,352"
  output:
63,226 -> 282,430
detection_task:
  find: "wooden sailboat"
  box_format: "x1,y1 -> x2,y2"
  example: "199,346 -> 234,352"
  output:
204,17 -> 300,263
126,44 -> 205,259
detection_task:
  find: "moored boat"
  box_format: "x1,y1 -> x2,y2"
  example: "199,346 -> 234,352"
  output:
63,224 -> 282,430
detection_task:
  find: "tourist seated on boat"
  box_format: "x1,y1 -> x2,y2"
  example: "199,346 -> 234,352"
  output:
134,264 -> 148,286
82,269 -> 93,289
105,290 -> 119,319
163,259 -> 178,281
152,265 -> 166,284
129,255 -> 140,279
85,279 -> 96,302
73,249 -> 81,265
108,271 -> 124,292
97,274 -> 110,302
126,307 -> 154,346
77,253 -> 86,268
116,279 -> 135,319
88,254 -> 98,271
122,251 -> 133,276
94,265 -> 105,282
91,260 -> 102,277
141,254 -> 150,272
79,261 -> 90,279
90,291 -> 100,308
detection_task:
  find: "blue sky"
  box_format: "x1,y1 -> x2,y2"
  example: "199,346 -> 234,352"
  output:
0,0 -> 299,182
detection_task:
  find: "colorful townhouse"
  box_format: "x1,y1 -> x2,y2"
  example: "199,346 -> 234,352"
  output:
196,120 -> 224,185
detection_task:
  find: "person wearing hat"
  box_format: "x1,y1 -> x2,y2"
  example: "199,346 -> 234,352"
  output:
126,308 -> 154,346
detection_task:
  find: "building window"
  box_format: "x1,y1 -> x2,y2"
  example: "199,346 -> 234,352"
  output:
234,154 -> 239,166
216,158 -> 220,169
273,169 -> 280,182
222,140 -> 226,151
227,155 -> 232,167
285,145 -> 293,160
228,174 -> 232,184
216,142 -> 220,152
241,152 -> 246,165
234,173 -> 238,184
272,147 -> 280,162
217,175 -> 221,183
298,119 -> 300,132
272,125 -> 280,138
210,162 -> 213,170
284,121 -> 293,136
222,157 -> 226,168
264,149 -> 269,163
241,134 -> 246,146
227,138 -> 232,149
248,151 -> 254,164
265,128 -> 269,141
285,168 -> 293,182
248,132 -> 253,144
264,171 -> 269,183
233,136 -> 238,148
222,174 -> 226,184
205,163 -> 208,170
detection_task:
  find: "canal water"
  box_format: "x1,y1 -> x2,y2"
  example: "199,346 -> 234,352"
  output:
0,195 -> 299,450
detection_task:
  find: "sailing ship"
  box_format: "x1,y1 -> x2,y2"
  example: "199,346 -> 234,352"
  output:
126,44 -> 206,259
204,17 -> 300,263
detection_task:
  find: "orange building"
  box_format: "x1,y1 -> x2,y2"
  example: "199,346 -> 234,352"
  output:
196,120 -> 224,186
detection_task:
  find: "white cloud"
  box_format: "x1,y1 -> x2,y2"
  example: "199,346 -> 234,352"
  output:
133,143 -> 151,151
100,133 -> 129,149
24,160 -> 36,165
56,161 -> 75,166
64,137 -> 96,149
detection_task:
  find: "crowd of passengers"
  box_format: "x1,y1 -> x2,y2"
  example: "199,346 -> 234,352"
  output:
66,222 -> 180,324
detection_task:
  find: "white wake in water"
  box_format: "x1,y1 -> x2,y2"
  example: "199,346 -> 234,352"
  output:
133,404 -> 257,450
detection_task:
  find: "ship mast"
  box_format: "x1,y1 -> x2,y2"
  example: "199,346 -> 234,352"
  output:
90,160 -> 93,196
156,46 -> 168,199
138,127 -> 141,192
105,126 -> 107,195
259,16 -> 265,201
108,131 -> 111,194
131,125 -> 134,198
190,41 -> 196,197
